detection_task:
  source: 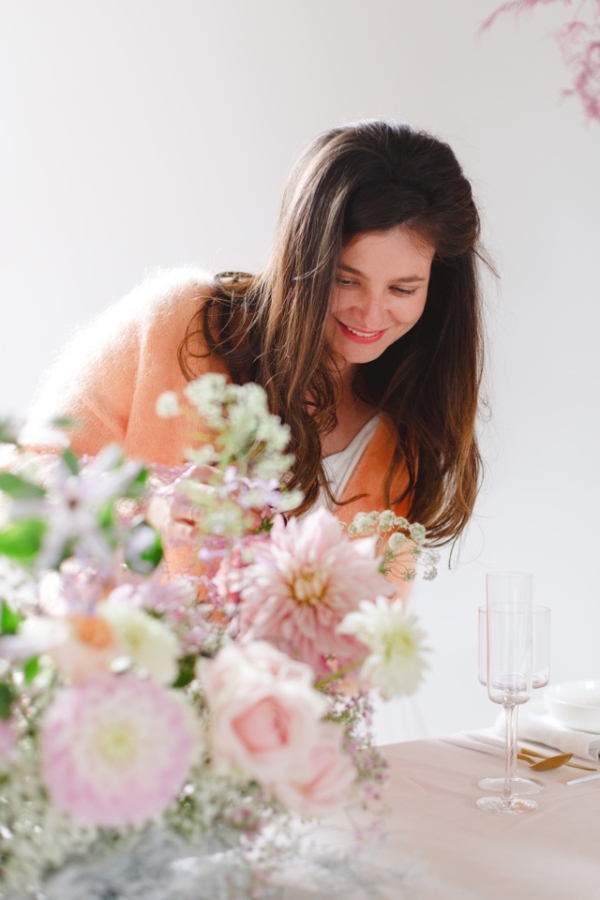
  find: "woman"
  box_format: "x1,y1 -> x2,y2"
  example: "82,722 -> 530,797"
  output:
27,120 -> 484,549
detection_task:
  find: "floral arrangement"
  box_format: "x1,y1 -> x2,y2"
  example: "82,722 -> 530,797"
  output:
0,376 -> 437,898
481,0 -> 600,123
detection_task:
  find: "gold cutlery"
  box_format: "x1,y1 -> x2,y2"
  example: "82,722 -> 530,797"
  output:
518,751 -> 573,770
520,747 -> 597,771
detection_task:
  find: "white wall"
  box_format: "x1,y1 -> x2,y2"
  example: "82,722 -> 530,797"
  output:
1,0 -> 599,739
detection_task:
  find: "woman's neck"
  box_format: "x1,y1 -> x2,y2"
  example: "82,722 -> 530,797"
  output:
320,367 -> 377,457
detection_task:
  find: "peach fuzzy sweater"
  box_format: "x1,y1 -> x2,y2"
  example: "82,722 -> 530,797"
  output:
27,268 -> 410,528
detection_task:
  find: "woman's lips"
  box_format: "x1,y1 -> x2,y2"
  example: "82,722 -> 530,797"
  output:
338,321 -> 386,344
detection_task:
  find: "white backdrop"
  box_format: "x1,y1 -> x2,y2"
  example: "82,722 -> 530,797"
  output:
1,0 -> 599,740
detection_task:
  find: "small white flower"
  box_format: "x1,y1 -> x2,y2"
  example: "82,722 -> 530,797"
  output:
338,596 -> 430,700
184,374 -> 228,427
388,532 -> 408,553
377,510 -> 396,533
349,512 -> 375,537
241,383 -> 269,415
277,488 -> 303,512
394,516 -> 409,530
409,523 -> 426,545
155,391 -> 181,418
99,602 -> 180,685
186,444 -> 217,466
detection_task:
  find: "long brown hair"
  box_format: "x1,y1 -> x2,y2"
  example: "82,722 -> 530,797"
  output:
179,121 -> 485,545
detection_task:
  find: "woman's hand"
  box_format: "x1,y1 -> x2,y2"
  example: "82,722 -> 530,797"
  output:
146,464 -> 220,542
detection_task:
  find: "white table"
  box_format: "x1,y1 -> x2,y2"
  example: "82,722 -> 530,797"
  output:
318,738 -> 600,899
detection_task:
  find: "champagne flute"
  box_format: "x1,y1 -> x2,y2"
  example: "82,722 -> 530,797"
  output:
478,604 -> 550,794
477,572 -> 536,812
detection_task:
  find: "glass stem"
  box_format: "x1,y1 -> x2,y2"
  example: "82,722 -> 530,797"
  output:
511,705 -> 519,783
503,702 -> 517,803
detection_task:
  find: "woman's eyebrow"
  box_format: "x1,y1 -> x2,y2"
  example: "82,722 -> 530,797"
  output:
338,263 -> 427,282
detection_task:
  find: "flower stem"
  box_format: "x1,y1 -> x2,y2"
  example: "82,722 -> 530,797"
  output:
314,657 -> 365,690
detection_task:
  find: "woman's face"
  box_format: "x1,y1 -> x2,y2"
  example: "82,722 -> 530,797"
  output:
326,225 -> 435,370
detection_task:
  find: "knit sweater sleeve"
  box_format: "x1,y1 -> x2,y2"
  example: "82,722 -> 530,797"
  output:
25,268 -> 224,465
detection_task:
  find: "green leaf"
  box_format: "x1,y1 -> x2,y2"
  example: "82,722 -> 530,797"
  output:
0,472 -> 45,500
122,467 -> 149,500
253,516 -> 273,535
51,416 -> 79,431
173,657 -> 196,689
98,503 -> 114,531
0,419 -> 18,445
0,682 -> 17,719
0,519 -> 46,562
61,446 -> 80,475
1,600 -> 23,635
24,656 -> 40,684
124,520 -> 163,574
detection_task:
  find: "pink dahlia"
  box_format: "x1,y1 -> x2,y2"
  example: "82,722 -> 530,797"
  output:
40,674 -> 197,827
238,509 -> 394,675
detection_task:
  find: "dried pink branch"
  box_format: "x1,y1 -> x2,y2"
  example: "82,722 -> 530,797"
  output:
481,0 -> 600,123
479,0 -> 571,34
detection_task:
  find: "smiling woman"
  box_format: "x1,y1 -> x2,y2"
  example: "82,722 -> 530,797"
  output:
26,120 -> 486,556
328,227 -> 434,364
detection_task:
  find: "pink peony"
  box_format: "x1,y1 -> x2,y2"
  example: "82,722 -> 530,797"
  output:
274,722 -> 356,818
238,509 -> 394,675
40,674 -> 197,827
200,641 -> 327,783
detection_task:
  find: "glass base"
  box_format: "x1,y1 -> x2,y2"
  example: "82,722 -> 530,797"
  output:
478,774 -> 544,795
477,794 -> 537,813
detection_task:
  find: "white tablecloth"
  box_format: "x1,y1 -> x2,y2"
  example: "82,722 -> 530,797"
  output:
319,738 -> 600,899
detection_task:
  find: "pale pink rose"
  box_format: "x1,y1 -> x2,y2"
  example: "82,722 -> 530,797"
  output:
238,509 -> 393,675
200,642 -> 327,783
199,640 -> 315,701
274,722 -> 356,818
40,674 -> 197,827
0,719 -> 18,764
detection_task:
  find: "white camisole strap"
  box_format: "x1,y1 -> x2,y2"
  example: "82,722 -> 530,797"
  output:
308,414 -> 382,516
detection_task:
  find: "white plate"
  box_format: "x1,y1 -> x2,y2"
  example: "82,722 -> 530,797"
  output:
544,680 -> 600,733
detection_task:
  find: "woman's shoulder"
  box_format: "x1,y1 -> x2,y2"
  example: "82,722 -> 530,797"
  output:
47,267 -> 214,373
26,268 -> 216,429
112,266 -> 215,334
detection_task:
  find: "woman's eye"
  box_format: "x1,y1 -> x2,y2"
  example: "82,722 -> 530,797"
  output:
335,276 -> 357,287
391,286 -> 416,296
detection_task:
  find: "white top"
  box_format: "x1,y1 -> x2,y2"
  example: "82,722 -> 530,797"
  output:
309,414 -> 382,515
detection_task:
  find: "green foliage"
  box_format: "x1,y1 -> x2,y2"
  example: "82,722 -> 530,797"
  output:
24,656 -> 40,684
0,417 -> 20,445
173,656 -> 197,689
0,519 -> 46,563
0,472 -> 45,500
123,520 -> 163,574
1,600 -> 23,635
0,682 -> 17,719
61,446 -> 80,476
125,467 -> 149,500
51,415 -> 79,431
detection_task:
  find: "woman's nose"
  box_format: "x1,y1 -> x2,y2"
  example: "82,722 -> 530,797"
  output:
354,291 -> 384,328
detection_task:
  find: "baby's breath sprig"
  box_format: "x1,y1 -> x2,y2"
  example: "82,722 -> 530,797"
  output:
347,510 -> 439,582
156,376 -> 303,528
